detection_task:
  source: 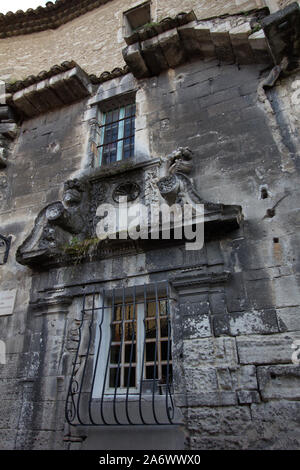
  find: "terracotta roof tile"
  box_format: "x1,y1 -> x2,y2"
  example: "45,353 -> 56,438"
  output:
0,0 -> 114,38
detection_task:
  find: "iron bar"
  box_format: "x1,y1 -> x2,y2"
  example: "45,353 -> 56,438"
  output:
66,282 -> 178,426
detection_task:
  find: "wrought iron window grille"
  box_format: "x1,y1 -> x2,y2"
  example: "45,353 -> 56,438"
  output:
0,234 -> 12,265
66,282 -> 180,426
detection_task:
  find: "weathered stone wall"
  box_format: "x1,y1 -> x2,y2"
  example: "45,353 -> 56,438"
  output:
138,60 -> 300,449
0,0 -> 265,81
0,100 -> 90,449
0,0 -> 300,450
1,54 -> 300,449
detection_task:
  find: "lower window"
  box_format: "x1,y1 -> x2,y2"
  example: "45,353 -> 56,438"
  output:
66,282 -> 178,426
93,286 -> 173,397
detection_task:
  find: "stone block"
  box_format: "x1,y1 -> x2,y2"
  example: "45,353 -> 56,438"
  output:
183,337 -> 238,367
188,405 -> 252,436
20,400 -> 65,432
274,275 -> 300,308
182,313 -> 211,339
245,278 -> 275,310
180,295 -> 210,315
251,400 -> 300,424
122,43 -> 149,79
187,406 -> 221,434
11,88 -> 39,118
0,378 -> 22,399
227,309 -> 279,336
184,366 -> 218,394
209,292 -> 226,314
141,36 -> 169,76
225,272 -> 250,313
158,28 -> 186,68
250,401 -> 300,447
276,307 -> 300,332
248,29 -> 271,64
210,21 -> 236,63
216,367 -> 232,390
231,365 -> 258,390
0,353 -> 25,379
177,22 -> 203,59
186,391 -> 238,407
15,429 -> 66,450
214,307 -> 275,338
237,390 -> 260,404
194,25 -> 216,59
229,23 -> 255,64
213,314 -> 231,336
0,430 -> 17,450
189,435 -> 244,450
257,365 -> 300,400
0,399 -> 21,429
236,334 -> 297,365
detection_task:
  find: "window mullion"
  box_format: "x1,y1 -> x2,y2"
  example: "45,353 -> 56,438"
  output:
117,107 -> 125,161
98,111 -> 106,167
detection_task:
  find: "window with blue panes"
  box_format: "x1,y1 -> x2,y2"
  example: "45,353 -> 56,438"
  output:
97,103 -> 136,166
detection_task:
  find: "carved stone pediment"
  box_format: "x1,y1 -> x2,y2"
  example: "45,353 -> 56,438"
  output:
17,150 -> 243,268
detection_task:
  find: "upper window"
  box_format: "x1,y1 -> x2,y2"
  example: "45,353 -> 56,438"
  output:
96,102 -> 136,166
123,1 -> 151,36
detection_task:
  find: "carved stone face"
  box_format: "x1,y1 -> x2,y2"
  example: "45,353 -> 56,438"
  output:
63,188 -> 82,207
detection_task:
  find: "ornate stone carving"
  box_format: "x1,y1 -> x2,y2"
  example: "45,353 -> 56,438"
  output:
16,152 -> 243,268
144,166 -> 160,206
158,147 -> 219,209
17,178 -> 90,266
112,182 -> 141,203
167,147 -> 194,175
157,147 -> 243,237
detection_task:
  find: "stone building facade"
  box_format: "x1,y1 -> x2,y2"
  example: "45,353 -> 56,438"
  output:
0,0 -> 300,450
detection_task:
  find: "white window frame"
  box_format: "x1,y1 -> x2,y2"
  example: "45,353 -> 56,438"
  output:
92,297 -> 144,397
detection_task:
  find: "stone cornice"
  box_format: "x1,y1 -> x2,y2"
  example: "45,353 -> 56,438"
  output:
123,15 -> 273,79
6,62 -> 130,97
0,0 -> 114,39
10,63 -> 92,118
5,60 -> 130,119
